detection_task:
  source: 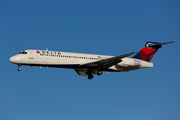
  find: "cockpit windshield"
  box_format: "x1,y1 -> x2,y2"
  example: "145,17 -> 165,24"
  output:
19,51 -> 27,54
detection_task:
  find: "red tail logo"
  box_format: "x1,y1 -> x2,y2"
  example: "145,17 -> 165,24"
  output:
132,42 -> 161,62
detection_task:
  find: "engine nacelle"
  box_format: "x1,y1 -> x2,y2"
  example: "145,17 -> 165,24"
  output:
115,58 -> 141,71
133,59 -> 141,66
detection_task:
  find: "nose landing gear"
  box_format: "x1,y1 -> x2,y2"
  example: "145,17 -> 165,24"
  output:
17,64 -> 21,71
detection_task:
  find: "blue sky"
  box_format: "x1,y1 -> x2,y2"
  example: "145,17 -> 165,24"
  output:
0,0 -> 180,120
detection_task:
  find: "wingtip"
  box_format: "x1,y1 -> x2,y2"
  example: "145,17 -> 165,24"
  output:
132,52 -> 138,54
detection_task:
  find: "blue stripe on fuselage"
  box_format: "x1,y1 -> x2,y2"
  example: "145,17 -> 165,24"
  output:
20,63 -> 117,72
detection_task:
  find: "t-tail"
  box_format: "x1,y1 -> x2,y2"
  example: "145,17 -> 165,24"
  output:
132,41 -> 176,62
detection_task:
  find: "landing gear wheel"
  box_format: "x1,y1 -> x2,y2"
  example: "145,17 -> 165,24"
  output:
97,71 -> 102,76
17,67 -> 21,71
17,64 -> 21,71
88,74 -> 93,80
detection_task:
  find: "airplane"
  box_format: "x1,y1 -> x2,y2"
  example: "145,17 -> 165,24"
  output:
9,41 -> 176,79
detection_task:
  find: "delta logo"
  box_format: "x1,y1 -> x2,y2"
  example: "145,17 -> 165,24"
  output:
36,51 -> 40,54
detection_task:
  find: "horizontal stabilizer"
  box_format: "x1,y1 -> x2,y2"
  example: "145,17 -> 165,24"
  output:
149,41 -> 177,47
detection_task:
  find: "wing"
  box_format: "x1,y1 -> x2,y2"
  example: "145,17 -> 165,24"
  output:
80,52 -> 137,70
74,69 -> 89,76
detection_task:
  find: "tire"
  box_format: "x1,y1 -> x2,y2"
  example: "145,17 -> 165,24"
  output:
97,71 -> 102,75
88,74 -> 93,79
17,68 -> 21,71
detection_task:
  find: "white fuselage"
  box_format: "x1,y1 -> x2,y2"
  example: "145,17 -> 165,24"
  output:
10,49 -> 153,72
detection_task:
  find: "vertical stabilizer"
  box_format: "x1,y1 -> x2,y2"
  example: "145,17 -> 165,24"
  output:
132,41 -> 176,62
132,42 -> 161,62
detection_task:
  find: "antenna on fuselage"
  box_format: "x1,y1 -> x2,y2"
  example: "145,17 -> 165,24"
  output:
46,48 -> 48,51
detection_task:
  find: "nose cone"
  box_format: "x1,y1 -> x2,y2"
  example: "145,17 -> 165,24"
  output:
9,55 -> 22,64
9,56 -> 15,63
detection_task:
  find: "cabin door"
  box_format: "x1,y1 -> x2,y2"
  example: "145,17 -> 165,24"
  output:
29,52 -> 34,59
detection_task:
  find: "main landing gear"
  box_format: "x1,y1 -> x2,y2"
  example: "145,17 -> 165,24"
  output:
97,71 -> 102,76
88,74 -> 94,79
87,71 -> 103,80
17,64 -> 21,71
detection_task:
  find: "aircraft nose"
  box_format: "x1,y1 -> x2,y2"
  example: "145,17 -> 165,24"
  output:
9,56 -> 16,63
9,56 -> 22,63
